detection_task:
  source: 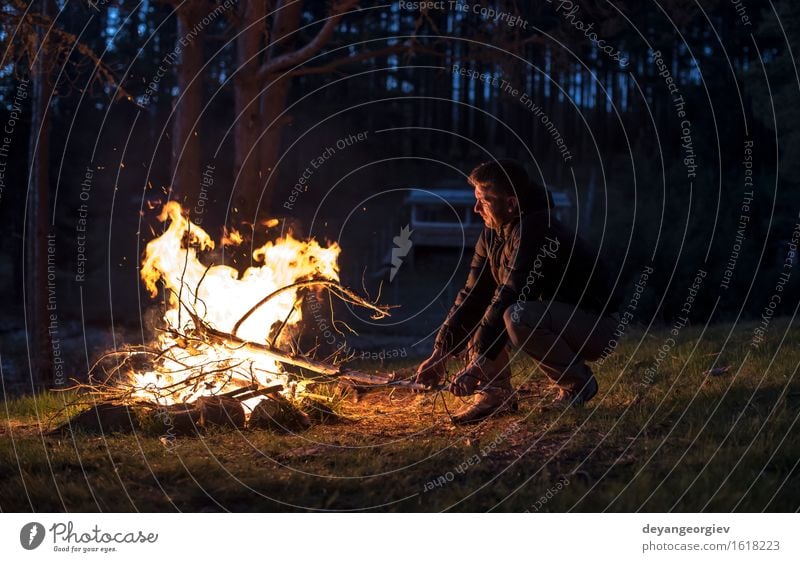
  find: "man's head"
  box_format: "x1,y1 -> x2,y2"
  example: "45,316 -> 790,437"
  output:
468,159 -> 551,230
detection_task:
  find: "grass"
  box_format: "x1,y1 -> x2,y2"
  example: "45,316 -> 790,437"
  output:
1,317 -> 799,512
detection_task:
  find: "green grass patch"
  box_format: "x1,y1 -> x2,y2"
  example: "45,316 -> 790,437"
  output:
1,318 -> 799,512
0,390 -> 84,426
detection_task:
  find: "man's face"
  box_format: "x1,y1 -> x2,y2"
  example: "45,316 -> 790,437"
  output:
473,182 -> 516,231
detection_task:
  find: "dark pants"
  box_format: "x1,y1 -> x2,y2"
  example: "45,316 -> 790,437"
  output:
503,301 -> 616,392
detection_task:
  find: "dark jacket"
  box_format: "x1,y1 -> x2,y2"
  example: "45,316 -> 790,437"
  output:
434,210 -> 615,360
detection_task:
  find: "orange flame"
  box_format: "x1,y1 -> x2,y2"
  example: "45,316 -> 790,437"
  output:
221,227 -> 244,247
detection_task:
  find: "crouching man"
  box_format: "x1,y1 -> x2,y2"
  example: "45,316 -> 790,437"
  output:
415,159 -> 618,424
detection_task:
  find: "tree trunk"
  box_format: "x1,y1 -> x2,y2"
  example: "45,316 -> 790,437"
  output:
233,1 -> 267,220
257,74 -> 293,214
25,0 -> 56,390
257,0 -> 302,215
171,3 -> 206,210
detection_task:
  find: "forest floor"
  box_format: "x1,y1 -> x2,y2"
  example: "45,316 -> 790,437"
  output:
1,318 -> 799,512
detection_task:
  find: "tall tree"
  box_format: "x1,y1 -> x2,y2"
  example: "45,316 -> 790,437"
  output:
231,0 -> 360,219
25,0 -> 57,390
171,1 -> 207,207
2,0 -> 127,388
161,0 -> 406,218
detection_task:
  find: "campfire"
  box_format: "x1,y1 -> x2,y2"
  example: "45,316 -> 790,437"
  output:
135,201 -> 344,409
56,202 -> 414,436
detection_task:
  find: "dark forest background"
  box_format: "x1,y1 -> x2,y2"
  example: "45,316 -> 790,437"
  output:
1,0 -> 799,389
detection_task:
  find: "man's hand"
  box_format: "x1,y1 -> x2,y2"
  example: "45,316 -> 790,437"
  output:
415,350 -> 447,388
448,362 -> 484,396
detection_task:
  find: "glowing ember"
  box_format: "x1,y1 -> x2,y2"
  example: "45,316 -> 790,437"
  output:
132,202 -> 340,409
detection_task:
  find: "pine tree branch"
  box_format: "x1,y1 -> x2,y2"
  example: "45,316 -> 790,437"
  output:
285,42 -> 414,77
2,0 -> 133,101
256,0 -> 360,81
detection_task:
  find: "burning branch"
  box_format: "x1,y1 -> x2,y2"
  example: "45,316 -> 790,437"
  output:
231,277 -> 390,337
72,279 -> 395,413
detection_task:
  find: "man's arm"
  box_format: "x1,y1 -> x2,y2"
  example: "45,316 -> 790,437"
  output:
469,218 -> 545,361
433,228 -> 495,356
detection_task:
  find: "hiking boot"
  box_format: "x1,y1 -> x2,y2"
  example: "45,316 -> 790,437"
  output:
552,372 -> 598,408
451,387 -> 515,425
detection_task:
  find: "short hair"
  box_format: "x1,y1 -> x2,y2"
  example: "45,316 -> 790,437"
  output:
468,159 -> 552,213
